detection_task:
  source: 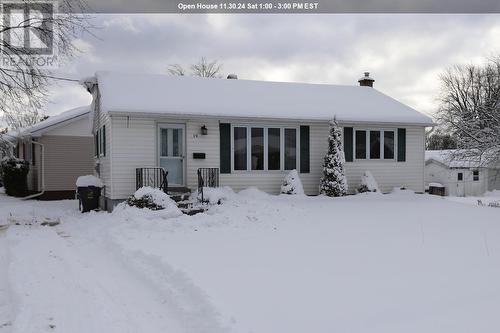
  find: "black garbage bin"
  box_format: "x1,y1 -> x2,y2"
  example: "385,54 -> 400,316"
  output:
77,186 -> 101,213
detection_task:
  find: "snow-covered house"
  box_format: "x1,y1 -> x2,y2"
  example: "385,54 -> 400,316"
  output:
425,150 -> 500,196
9,106 -> 94,200
82,71 -> 434,210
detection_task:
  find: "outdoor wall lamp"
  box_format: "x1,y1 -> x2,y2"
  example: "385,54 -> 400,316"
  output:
201,125 -> 208,135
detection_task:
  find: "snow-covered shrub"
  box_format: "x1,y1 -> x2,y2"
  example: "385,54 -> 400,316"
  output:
76,175 -> 103,188
357,171 -> 380,193
1,156 -> 29,197
198,186 -> 234,205
319,118 -> 348,197
281,169 -> 304,195
126,187 -> 178,211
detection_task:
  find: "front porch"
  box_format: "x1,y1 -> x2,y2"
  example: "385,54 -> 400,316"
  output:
135,167 -> 220,215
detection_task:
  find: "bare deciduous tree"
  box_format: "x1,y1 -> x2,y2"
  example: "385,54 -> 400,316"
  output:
426,128 -> 458,150
0,0 -> 93,131
436,57 -> 500,165
167,64 -> 186,76
168,57 -> 223,78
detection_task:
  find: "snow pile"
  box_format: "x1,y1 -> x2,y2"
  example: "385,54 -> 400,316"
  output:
485,190 -> 500,197
357,171 -> 380,193
76,175 -> 103,188
4,188 -> 500,332
115,187 -> 182,219
389,187 -> 415,196
238,187 -> 270,199
428,182 -> 444,188
198,186 -> 235,204
280,170 -> 304,195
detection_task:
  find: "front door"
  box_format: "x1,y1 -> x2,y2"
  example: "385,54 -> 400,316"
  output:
159,124 -> 185,186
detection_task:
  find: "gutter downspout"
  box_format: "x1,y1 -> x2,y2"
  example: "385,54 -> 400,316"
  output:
21,140 -> 45,200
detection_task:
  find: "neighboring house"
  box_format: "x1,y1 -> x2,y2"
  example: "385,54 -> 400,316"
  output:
425,150 -> 500,197
82,71 -> 434,210
9,106 -> 94,200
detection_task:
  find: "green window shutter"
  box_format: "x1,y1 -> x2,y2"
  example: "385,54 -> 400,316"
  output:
343,127 -> 353,162
300,126 -> 310,173
102,125 -> 106,156
219,123 -> 231,173
94,134 -> 98,157
397,128 -> 406,162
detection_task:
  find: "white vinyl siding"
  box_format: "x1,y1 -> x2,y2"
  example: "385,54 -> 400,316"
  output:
110,116 -> 156,199
105,114 -> 427,198
92,89 -> 112,198
344,125 -> 425,193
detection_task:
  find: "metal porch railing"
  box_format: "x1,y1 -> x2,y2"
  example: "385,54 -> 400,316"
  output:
197,168 -> 219,202
136,167 -> 168,193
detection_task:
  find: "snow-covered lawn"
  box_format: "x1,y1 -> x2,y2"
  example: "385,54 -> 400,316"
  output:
1,188 -> 500,333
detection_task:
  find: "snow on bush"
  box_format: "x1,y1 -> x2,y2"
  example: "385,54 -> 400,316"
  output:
280,170 -> 304,195
1,156 -> 29,197
357,171 -> 380,193
76,175 -> 103,188
198,186 -> 235,204
319,118 -> 347,197
116,187 -> 182,220
126,187 -> 179,211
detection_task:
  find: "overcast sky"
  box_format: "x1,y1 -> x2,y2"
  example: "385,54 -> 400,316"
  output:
45,14 -> 500,119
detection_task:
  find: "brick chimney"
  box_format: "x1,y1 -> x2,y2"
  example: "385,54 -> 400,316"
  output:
358,72 -> 374,87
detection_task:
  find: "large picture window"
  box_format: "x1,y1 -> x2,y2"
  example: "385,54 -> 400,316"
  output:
355,130 -> 366,159
251,128 -> 264,170
384,131 -> 395,159
370,131 -> 380,159
233,127 -> 247,170
268,128 -> 281,170
353,129 -> 396,160
284,128 -> 297,170
232,125 -> 298,171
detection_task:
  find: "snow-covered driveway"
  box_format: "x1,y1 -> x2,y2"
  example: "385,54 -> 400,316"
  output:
1,189 -> 500,333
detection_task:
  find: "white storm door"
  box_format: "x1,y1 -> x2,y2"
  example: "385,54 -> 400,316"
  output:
159,124 -> 185,186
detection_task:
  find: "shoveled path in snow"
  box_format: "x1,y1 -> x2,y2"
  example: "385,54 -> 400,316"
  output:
0,198 -> 227,333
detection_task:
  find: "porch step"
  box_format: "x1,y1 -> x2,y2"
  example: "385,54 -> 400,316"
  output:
181,207 -> 206,216
168,187 -> 191,194
168,191 -> 206,215
169,192 -> 192,203
177,200 -> 194,209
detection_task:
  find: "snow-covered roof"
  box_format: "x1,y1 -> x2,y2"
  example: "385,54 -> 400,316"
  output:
425,150 -> 492,168
11,106 -> 90,138
86,71 -> 434,126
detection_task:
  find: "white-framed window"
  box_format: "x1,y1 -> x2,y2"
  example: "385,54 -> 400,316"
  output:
231,125 -> 299,171
354,128 -> 396,160
473,170 -> 479,181
95,125 -> 106,157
